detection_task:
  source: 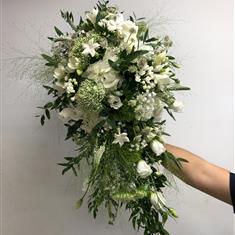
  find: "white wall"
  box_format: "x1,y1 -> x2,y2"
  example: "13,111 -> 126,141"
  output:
2,0 -> 234,235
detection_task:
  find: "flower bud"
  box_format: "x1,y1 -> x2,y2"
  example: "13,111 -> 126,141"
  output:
150,140 -> 166,156
137,160 -> 152,178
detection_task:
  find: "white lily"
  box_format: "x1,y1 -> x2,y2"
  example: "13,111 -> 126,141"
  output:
85,8 -> 98,24
150,191 -> 166,210
82,38 -> 100,57
112,129 -> 130,146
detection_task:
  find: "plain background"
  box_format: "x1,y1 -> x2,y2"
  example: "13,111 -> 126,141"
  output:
1,0 -> 234,234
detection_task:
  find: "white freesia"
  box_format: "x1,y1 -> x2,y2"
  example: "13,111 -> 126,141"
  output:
112,129 -> 130,146
137,160 -> 153,178
85,8 -> 98,24
68,56 -> 80,71
150,191 -> 166,210
150,140 -> 166,156
172,100 -> 184,112
58,108 -> 81,123
82,38 -> 100,57
108,95 -> 123,109
53,64 -> 66,80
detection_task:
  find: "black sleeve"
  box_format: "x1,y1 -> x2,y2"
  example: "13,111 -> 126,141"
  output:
229,172 -> 235,213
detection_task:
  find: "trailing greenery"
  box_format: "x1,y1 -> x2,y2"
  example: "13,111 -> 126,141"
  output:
35,1 -> 190,234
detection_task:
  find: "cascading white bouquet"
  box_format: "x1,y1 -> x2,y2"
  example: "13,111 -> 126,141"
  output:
36,1 -> 190,234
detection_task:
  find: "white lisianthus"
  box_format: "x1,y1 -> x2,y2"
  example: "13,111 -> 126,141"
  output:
53,64 -> 66,79
58,108 -> 81,123
82,38 -> 100,57
137,160 -> 153,178
172,100 -> 184,112
150,140 -> 166,156
108,95 -> 123,109
68,56 -> 80,71
85,8 -> 98,24
112,129 -> 130,146
150,191 -> 166,210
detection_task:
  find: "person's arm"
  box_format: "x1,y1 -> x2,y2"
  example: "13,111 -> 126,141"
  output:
164,144 -> 232,205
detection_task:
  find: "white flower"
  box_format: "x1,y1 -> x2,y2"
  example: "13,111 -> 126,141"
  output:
82,38 -> 100,57
137,160 -> 153,178
112,129 -> 130,146
85,8 -> 98,24
68,56 -> 80,71
153,74 -> 171,86
108,95 -> 123,109
58,108 -> 81,123
64,79 -> 75,94
172,100 -> 184,112
150,191 -> 166,210
53,64 -> 66,80
119,20 -> 138,50
150,140 -> 166,156
99,13 -> 124,32
154,51 -> 167,65
83,49 -> 121,90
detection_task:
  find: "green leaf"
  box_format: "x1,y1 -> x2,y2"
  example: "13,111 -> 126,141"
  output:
177,157 -> 189,163
40,115 -> 45,126
54,26 -> 63,36
164,106 -> 176,121
62,166 -> 72,175
76,198 -> 83,209
44,102 -> 53,109
125,50 -> 149,62
72,166 -> 78,176
45,109 -> 50,119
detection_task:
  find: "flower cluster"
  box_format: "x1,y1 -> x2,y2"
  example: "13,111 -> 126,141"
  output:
37,2 -> 190,235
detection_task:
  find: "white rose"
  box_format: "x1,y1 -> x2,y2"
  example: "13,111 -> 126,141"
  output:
172,100 -> 184,112
150,191 -> 166,210
53,64 -> 65,80
58,108 -> 81,123
150,140 -> 166,156
68,56 -> 80,71
137,160 -> 153,178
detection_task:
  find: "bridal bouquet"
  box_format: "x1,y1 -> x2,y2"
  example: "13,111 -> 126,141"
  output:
36,1 -> 190,234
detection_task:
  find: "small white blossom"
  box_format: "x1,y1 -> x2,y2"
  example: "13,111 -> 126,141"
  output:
112,129 -> 130,146
108,95 -> 123,109
82,38 -> 100,57
137,160 -> 153,178
64,79 -> 75,94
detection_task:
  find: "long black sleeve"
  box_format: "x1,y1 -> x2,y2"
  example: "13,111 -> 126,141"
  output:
229,172 -> 235,213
